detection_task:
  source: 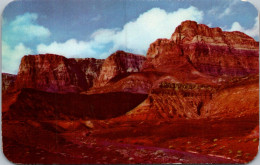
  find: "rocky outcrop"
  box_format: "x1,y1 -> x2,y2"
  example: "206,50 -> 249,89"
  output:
143,20 -> 259,77
94,50 -> 146,87
115,83 -> 216,121
2,73 -> 17,93
73,58 -> 104,88
87,72 -> 162,94
117,74 -> 259,121
15,54 -> 104,93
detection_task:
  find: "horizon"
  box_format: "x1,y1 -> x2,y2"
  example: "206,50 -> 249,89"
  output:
2,0 -> 259,74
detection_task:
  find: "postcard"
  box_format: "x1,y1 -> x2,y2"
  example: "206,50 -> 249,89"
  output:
1,0 -> 259,164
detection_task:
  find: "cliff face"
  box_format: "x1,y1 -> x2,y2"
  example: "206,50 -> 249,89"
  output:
89,21 -> 259,95
2,73 -> 17,93
94,51 -> 146,87
73,58 -> 104,88
143,20 -> 259,77
15,54 -> 104,93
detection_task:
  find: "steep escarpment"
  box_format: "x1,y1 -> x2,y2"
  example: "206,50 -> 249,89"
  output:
142,38 -> 215,85
143,20 -> 259,77
15,54 -> 104,93
94,50 -> 146,87
2,73 -> 17,93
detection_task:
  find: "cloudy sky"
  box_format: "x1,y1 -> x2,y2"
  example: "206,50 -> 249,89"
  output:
2,0 -> 259,74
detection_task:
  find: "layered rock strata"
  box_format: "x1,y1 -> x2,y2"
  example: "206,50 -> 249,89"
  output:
94,50 -> 146,87
15,54 -> 104,93
143,20 -> 259,77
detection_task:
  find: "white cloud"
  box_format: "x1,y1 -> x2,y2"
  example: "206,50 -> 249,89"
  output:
91,28 -> 118,44
105,7 -> 203,54
2,42 -> 33,74
2,13 -> 50,74
3,13 -> 51,45
37,6 -> 203,58
37,39 -> 97,58
228,17 -> 259,38
10,13 -> 51,38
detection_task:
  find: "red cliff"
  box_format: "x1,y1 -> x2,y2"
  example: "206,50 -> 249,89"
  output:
115,20 -> 259,120
143,20 -> 259,77
74,58 -> 104,88
94,50 -> 146,87
15,54 -> 104,93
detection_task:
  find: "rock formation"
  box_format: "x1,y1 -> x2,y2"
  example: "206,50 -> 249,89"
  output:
3,21 -> 259,119
113,20 -> 259,120
201,75 -> 259,119
114,82 -> 216,121
2,73 -> 17,93
94,50 -> 146,87
74,58 -> 104,88
15,54 -> 104,93
143,20 -> 259,77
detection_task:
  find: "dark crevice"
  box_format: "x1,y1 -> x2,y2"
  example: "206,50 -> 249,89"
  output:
197,102 -> 203,116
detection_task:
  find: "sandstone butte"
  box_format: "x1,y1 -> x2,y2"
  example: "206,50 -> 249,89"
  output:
93,50 -> 146,87
13,54 -> 104,93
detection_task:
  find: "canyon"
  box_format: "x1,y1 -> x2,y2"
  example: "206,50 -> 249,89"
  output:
2,20 -> 259,164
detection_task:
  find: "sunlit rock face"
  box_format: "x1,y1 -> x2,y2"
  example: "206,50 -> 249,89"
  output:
143,20 -> 259,77
94,50 -> 146,87
74,58 -> 104,88
15,54 -> 104,93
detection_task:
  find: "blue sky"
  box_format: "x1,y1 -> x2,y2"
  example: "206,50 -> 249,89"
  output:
2,0 -> 259,74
